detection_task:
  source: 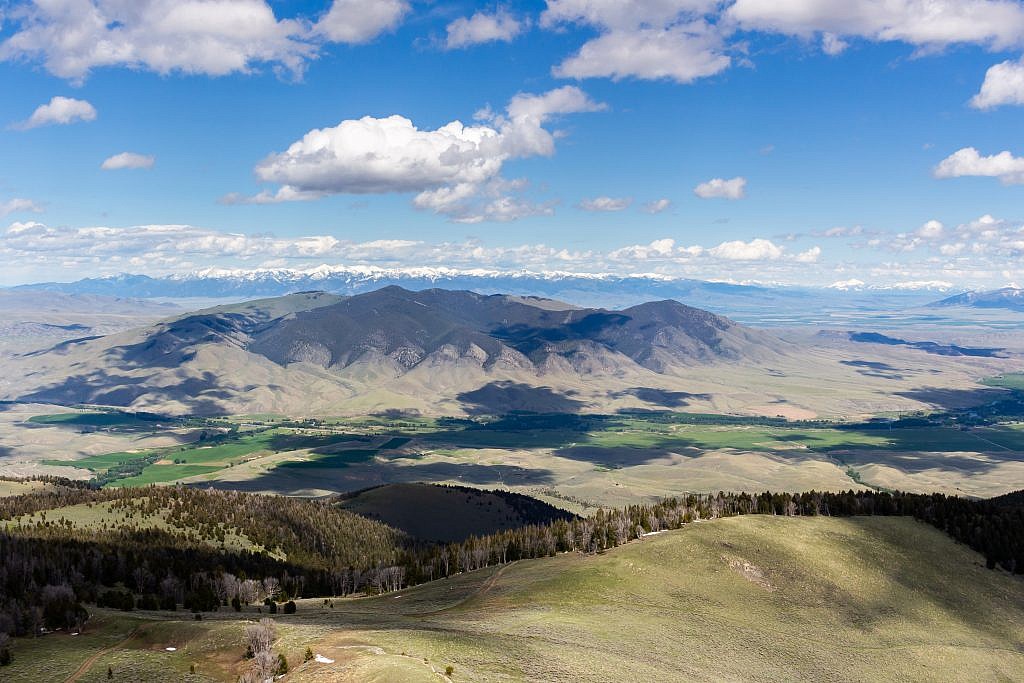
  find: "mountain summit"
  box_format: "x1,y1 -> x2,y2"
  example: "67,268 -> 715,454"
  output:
3,287 -> 807,416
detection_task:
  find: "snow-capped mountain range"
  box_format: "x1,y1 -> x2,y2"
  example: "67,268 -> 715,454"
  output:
10,265 -> 955,312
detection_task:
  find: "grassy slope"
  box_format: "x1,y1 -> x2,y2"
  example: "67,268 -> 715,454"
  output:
9,516 -> 1023,682
0,479 -> 54,497
6,500 -> 262,555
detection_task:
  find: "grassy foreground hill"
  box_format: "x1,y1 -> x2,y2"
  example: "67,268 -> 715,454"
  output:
7,514 -> 1023,682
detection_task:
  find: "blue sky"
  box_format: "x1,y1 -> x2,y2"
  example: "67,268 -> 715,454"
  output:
1,0 -> 1023,288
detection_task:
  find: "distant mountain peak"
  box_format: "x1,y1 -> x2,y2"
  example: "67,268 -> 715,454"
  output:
929,287 -> 1024,312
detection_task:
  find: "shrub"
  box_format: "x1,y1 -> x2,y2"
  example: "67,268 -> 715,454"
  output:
97,589 -> 134,611
283,600 -> 296,614
304,647 -> 314,662
276,653 -> 288,675
446,665 -> 454,676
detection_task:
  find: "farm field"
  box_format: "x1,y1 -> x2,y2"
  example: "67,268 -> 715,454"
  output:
7,515 -> 1023,682
11,408 -> 1024,504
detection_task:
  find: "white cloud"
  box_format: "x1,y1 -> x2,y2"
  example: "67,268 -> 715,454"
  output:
726,0 -> 1024,51
446,9 -> 525,49
552,23 -> 731,83
708,238 -> 783,260
0,0 -> 406,81
541,1 -> 729,83
693,176 -> 747,199
245,86 -> 604,222
101,152 -> 156,170
643,198 -> 672,214
971,58 -> 1024,108
14,96 -> 96,129
817,225 -> 864,237
0,198 -> 43,216
795,246 -> 822,263
869,214 -> 1024,264
821,32 -> 848,55
934,147 -> 1024,184
577,196 -> 632,211
314,0 -> 408,44
915,219 -> 945,239
608,237 -> 685,260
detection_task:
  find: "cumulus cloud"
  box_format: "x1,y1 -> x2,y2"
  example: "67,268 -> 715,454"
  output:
553,22 -> 731,83
101,152 -> 156,170
577,196 -> 632,211
541,2 -> 730,83
609,235 -> 817,265
244,86 -> 604,222
693,176 -> 746,199
14,96 -> 96,129
708,238 -> 783,260
934,147 -> 1024,184
537,0 -> 1024,87
446,9 -> 525,49
868,214 -> 1024,265
726,0 -> 1024,51
314,0 -> 408,43
795,246 -> 822,263
916,219 -> 945,239
0,0 -> 406,81
972,58 -> 1024,108
0,198 -> 43,216
643,198 -> 672,214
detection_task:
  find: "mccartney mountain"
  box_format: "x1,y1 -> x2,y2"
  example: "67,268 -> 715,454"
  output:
0,287 -> 1001,419
1,287 -> 779,416
930,287 -> 1024,313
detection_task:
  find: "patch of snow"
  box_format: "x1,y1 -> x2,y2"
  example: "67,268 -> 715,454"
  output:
165,647 -> 177,652
314,654 -> 334,664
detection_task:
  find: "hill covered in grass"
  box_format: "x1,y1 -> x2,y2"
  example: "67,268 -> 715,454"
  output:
6,514 -> 1024,682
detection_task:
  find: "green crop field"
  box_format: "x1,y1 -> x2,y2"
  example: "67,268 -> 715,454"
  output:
27,412 -> 166,428
276,449 -> 379,470
8,515 -> 1022,682
42,450 -> 153,472
107,464 -> 223,487
983,373 -> 1024,391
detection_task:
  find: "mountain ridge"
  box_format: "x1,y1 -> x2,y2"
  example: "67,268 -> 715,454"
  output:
930,287 -> 1024,312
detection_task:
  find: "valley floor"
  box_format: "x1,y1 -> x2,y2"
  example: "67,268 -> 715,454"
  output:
9,515 -> 1023,682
